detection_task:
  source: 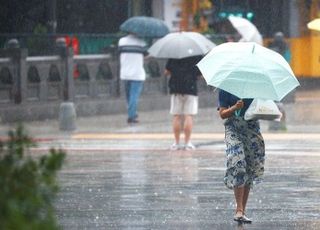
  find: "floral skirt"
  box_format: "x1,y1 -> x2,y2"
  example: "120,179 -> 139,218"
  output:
223,116 -> 265,189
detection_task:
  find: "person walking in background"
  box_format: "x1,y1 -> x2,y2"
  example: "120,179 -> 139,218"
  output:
164,56 -> 202,151
268,32 -> 291,63
267,32 -> 291,131
118,33 -> 147,124
218,89 -> 265,223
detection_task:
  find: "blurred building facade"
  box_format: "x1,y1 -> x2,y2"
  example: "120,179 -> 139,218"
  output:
146,0 -> 320,79
145,0 -> 310,37
1,0 -> 320,78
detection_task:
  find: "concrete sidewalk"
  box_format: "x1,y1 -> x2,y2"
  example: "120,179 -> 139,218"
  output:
0,89 -> 319,141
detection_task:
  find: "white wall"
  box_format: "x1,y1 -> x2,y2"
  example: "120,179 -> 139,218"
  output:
163,0 -> 182,32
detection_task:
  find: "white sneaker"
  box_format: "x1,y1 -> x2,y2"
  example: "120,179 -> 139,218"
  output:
185,142 -> 196,150
170,143 -> 180,150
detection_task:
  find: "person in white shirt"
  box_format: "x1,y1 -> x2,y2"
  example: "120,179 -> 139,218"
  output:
118,33 -> 147,123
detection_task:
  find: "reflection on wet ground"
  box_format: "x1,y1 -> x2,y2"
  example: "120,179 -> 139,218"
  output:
17,89 -> 317,229
55,144 -> 320,230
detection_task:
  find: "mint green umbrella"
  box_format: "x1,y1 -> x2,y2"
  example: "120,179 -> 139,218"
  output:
197,42 -> 300,101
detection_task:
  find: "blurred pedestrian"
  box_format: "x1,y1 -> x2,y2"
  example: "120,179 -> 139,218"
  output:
268,32 -> 291,131
118,33 -> 148,124
218,89 -> 265,223
268,32 -> 291,62
164,56 -> 202,150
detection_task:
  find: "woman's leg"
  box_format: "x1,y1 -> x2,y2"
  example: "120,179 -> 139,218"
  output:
234,185 -> 252,223
234,186 -> 244,217
242,186 -> 250,213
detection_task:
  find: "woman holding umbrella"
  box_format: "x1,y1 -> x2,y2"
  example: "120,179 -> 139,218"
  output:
218,90 -> 265,223
197,41 -> 300,224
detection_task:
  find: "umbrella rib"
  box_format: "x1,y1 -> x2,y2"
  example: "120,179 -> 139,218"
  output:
252,44 -> 255,53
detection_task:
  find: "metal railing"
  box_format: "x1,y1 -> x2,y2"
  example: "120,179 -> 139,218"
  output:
0,34 -> 227,122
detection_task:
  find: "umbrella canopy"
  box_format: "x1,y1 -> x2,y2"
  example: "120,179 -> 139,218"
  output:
228,16 -> 263,45
120,16 -> 169,38
307,18 -> 320,31
148,31 -> 216,59
197,42 -> 300,101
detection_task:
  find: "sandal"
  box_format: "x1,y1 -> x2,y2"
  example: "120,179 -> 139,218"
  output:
241,214 -> 252,224
233,209 -> 243,222
233,209 -> 252,224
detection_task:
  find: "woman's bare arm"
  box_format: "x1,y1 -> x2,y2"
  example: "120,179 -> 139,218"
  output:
219,100 -> 244,119
164,69 -> 171,77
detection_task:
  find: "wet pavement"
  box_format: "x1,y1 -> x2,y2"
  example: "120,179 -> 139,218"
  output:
1,89 -> 320,229
53,142 -> 320,230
